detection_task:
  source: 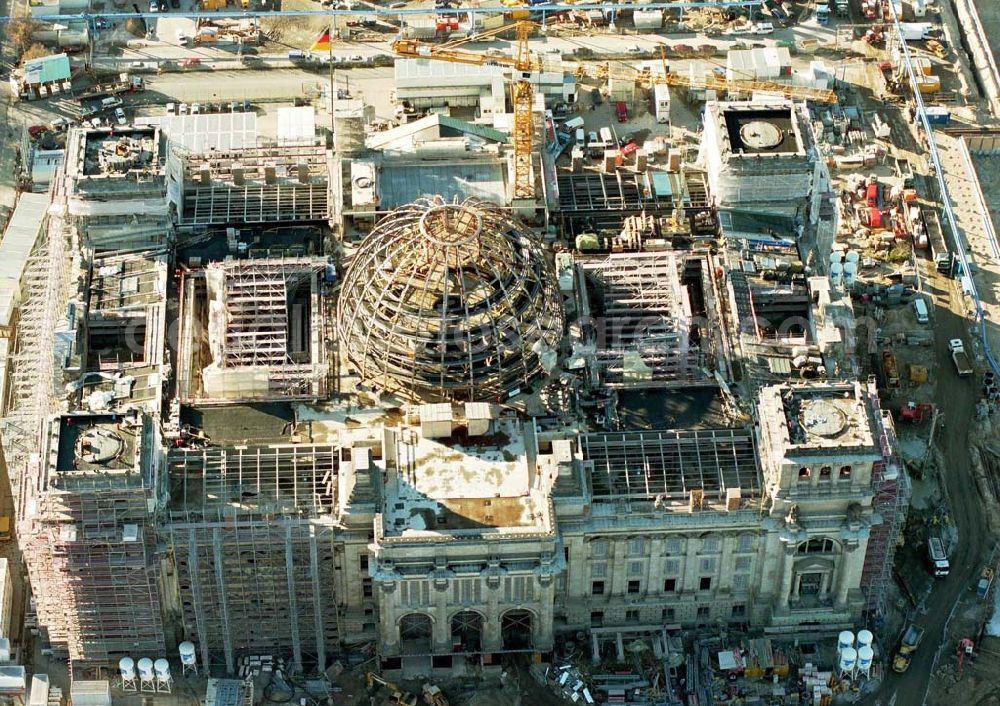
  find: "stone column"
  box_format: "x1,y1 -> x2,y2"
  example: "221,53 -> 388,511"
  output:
432,581 -> 451,652
380,584 -> 399,655
835,544 -> 858,608
681,535 -> 700,593
483,576 -> 502,652
610,539 -> 627,596
717,534 -> 734,591
536,581 -> 555,650
648,537 -> 665,591
777,543 -> 796,612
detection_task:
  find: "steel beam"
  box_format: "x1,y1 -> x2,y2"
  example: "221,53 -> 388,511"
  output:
2,1 -> 762,23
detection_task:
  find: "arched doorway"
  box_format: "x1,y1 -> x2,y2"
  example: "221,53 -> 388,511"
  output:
399,613 -> 432,654
450,611 -> 483,652
501,609 -> 533,650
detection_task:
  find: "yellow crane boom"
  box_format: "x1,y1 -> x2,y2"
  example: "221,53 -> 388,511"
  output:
392,23 -> 837,199
392,21 -> 539,200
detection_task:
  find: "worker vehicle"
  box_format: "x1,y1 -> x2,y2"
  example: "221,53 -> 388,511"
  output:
366,673 -> 417,706
421,684 -> 450,706
816,4 -> 830,24
928,536 -> 950,577
976,566 -> 995,598
615,101 -> 628,123
898,401 -> 933,423
949,338 -> 973,377
751,22 -> 774,34
881,348 -> 900,388
912,298 -> 929,324
114,107 -> 127,125
0,517 -> 11,542
893,624 -> 924,672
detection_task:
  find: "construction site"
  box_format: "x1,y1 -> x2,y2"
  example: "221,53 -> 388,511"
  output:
1,0 -> 1000,704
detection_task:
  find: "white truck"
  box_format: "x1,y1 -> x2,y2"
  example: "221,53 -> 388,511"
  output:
927,536 -> 950,577
653,83 -> 670,124
898,22 -> 935,41
949,338 -> 973,377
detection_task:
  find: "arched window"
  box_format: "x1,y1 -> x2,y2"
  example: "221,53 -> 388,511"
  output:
839,465 -> 852,480
798,467 -> 811,480
797,537 -> 837,554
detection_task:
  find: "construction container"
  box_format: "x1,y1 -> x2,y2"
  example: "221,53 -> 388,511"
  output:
633,9 -> 663,29
924,106 -> 950,125
911,56 -> 932,76
916,74 -> 940,94
909,364 -> 929,383
404,18 -> 438,39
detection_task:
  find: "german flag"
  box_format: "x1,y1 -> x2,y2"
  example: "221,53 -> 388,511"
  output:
310,29 -> 331,52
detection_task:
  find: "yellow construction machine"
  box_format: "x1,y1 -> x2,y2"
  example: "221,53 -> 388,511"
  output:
365,673 -> 418,706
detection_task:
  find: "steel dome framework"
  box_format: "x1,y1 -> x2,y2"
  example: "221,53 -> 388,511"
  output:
337,198 -> 564,402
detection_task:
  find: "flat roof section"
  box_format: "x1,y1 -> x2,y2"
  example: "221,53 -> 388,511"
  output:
580,427 -> 762,503
377,160 -> 507,210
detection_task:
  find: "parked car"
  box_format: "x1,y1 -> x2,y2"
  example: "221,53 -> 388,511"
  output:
752,21 -> 774,34
591,87 -> 602,105
148,0 -> 159,10
166,102 -> 176,114
49,117 -> 71,131
191,103 -> 201,114
114,108 -> 127,125
181,57 -> 200,68
178,102 -> 189,114
615,101 -> 628,123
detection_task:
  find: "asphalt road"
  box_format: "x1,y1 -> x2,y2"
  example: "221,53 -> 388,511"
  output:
873,268 -> 988,705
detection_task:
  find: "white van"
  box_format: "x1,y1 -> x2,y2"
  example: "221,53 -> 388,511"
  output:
599,127 -> 613,145
563,116 -> 585,131
575,128 -> 585,144
913,298 -> 929,324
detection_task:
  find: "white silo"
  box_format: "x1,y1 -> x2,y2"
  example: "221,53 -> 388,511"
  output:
153,658 -> 172,693
830,251 -> 843,265
845,250 -> 860,265
838,630 -> 855,651
178,641 -> 198,676
119,657 -> 137,692
137,658 -> 155,693
857,629 -> 874,650
843,261 -> 857,287
838,647 -> 858,678
830,262 -> 843,287
857,645 -> 874,678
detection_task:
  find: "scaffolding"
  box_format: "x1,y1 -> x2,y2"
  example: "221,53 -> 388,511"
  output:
579,252 -> 707,387
2,204 -> 71,509
859,383 -> 911,618
180,258 -> 328,403
167,444 -> 341,672
22,449 -> 165,662
337,198 -> 564,402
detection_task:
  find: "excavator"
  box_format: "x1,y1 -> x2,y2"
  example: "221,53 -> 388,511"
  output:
366,673 -> 417,706
365,674 -> 450,706
392,21 -> 837,199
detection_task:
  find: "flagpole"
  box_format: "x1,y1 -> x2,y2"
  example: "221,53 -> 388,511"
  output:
328,12 -> 335,145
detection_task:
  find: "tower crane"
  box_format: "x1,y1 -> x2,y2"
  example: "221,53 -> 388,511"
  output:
393,21 -> 541,200
393,22 -> 837,199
